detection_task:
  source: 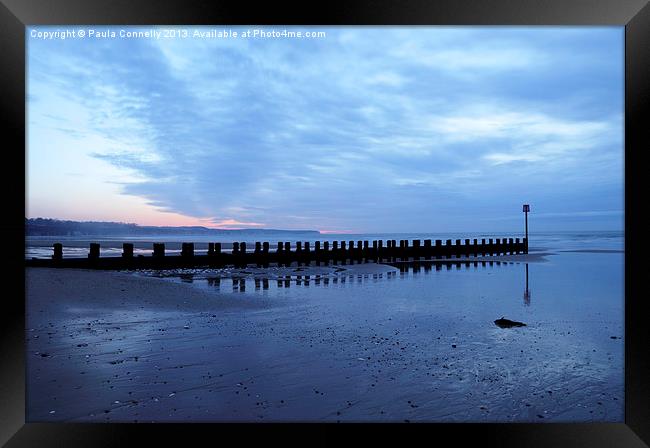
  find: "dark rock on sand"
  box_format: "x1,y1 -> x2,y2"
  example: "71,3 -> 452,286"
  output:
494,317 -> 526,328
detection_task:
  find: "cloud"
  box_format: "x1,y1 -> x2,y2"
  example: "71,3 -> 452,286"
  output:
210,218 -> 266,228
27,26 -> 624,231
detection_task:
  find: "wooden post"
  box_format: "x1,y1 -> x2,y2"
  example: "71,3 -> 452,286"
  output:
277,241 -> 284,254
208,242 -> 215,256
314,241 -> 321,264
232,242 -> 240,255
488,239 -> 494,255
255,242 -> 262,253
260,242 -> 269,266
481,238 -> 486,256
181,242 -> 194,257
240,242 -> 246,254
153,243 -> 165,258
523,204 -> 530,253
52,243 -> 63,260
295,242 -> 302,265
424,239 -> 432,260
89,243 -> 100,260
473,239 -> 478,257
212,242 -> 222,266
435,240 -> 442,259
413,239 -> 421,260
122,243 -> 134,258
454,239 -> 461,258
284,242 -> 291,264
515,238 -> 520,254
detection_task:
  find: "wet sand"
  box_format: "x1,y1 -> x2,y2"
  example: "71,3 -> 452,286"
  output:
26,254 -> 623,422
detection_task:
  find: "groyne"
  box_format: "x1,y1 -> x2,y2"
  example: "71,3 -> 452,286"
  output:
25,237 -> 528,270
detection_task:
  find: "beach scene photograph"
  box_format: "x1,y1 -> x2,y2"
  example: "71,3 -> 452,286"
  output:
25,26 -> 624,422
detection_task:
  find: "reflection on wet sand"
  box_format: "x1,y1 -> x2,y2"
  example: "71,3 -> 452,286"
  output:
186,260 -> 533,299
524,263 -> 531,306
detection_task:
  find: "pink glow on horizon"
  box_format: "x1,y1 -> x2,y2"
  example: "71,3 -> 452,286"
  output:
318,229 -> 359,235
32,208 -> 268,230
131,215 -> 267,229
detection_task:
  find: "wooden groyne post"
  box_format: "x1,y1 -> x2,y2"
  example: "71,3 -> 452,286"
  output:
123,243 -> 134,258
88,243 -> 100,260
52,243 -> 62,260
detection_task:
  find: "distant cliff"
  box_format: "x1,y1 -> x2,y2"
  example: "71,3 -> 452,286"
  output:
25,218 -> 320,237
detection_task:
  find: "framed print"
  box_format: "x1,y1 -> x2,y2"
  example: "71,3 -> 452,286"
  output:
1,0 -> 649,446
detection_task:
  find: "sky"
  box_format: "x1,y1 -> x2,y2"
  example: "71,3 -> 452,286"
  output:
26,26 -> 624,233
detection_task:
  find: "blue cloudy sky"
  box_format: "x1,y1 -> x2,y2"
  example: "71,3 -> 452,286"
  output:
27,26 -> 623,233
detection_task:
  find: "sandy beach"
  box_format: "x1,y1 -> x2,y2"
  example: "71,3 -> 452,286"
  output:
26,252 -> 623,422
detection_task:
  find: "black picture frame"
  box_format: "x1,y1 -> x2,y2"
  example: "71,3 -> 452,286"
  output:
1,0 -> 648,445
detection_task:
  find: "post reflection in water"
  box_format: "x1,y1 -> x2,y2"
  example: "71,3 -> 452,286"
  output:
395,260 -> 505,275
524,263 -> 531,306
191,260 -> 532,299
